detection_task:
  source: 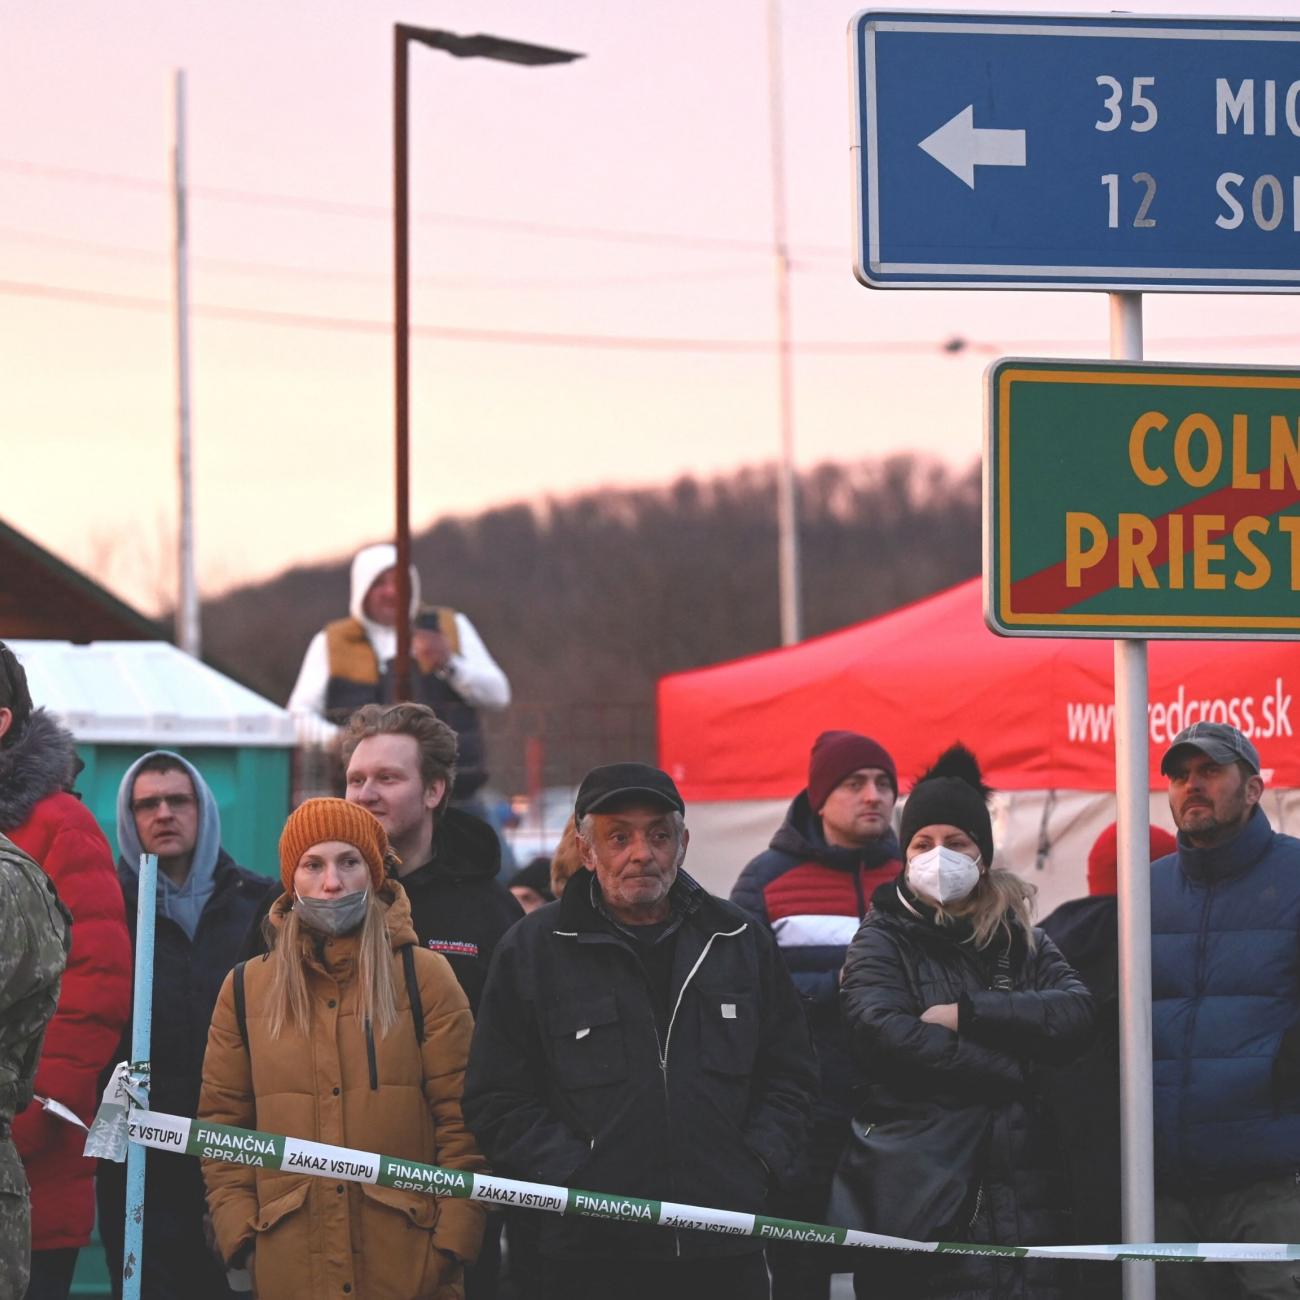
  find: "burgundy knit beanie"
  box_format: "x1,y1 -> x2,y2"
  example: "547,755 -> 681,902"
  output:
1087,821 -> 1177,896
807,731 -> 897,812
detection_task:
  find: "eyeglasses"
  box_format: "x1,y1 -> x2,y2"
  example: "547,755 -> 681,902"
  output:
131,793 -> 196,815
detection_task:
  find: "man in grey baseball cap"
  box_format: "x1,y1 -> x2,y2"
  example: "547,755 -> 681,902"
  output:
1159,719 -> 1261,777
1158,721 -> 1262,849
1150,720 -> 1300,1297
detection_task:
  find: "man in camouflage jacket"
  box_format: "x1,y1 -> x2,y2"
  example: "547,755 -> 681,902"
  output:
0,832 -> 71,1300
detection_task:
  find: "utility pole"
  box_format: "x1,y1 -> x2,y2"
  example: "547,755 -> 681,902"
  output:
767,0 -> 801,646
173,69 -> 200,657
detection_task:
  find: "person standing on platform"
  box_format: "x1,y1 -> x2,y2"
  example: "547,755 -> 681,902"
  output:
287,543 -> 510,811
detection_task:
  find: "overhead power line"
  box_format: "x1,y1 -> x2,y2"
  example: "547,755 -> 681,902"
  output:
0,223 -> 768,291
0,276 -> 966,354
6,275 -> 1299,357
0,156 -> 844,260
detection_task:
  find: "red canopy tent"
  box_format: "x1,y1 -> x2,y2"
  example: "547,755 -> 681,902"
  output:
659,577 -> 1300,800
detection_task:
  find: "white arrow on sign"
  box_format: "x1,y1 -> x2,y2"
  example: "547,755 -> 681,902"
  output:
918,105 -> 1026,189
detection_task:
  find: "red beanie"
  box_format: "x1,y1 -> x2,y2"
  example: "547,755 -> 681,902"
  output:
1087,821 -> 1177,896
807,731 -> 897,813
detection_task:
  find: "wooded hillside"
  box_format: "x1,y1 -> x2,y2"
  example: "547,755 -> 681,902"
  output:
201,453 -> 980,789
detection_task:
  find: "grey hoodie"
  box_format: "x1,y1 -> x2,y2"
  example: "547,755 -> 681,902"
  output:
115,750 -> 223,940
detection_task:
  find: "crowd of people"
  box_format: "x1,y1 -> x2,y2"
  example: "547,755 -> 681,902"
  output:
0,602 -> 1298,1300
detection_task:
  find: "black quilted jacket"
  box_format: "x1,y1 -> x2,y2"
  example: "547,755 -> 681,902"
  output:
840,879 -> 1094,1299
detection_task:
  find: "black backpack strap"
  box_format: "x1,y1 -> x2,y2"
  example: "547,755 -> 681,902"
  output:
233,960 -> 249,1051
401,944 -> 425,1047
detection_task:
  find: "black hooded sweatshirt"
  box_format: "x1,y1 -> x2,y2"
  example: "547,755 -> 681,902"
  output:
396,806 -> 523,1013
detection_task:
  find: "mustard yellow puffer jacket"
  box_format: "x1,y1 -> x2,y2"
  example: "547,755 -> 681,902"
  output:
199,882 -> 486,1299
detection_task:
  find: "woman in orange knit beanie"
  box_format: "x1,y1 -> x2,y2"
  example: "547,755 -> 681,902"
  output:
197,797 -> 486,1299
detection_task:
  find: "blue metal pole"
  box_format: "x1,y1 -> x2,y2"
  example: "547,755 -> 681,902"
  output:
122,853 -> 157,1300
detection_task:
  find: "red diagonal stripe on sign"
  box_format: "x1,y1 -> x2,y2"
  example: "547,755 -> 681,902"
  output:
1009,482 -> 1300,616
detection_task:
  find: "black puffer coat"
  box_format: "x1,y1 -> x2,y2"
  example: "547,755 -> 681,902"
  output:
839,880 -> 1094,1300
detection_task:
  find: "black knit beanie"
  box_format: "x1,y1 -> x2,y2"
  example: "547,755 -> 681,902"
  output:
899,744 -> 994,866
0,642 -> 32,747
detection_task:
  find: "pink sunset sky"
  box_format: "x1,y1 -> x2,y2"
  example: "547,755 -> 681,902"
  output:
5,0 -> 1299,613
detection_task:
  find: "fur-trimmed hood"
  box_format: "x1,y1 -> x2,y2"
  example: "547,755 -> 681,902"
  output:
0,709 -> 77,832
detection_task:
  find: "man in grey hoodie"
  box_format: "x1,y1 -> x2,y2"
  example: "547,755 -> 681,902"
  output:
96,751 -> 275,1300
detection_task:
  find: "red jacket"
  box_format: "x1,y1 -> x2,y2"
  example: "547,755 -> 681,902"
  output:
3,720 -> 132,1251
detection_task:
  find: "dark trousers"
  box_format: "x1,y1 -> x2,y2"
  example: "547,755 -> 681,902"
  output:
23,1249 -> 78,1300
1156,1172 -> 1300,1300
96,1152 -> 235,1300
465,1212 -> 503,1300
540,1252 -> 770,1300
768,1115 -> 848,1300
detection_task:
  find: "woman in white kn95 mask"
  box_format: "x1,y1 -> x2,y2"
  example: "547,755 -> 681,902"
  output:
832,746 -> 1095,1300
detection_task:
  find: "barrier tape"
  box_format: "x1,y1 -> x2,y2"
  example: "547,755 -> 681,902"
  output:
83,1073 -> 1300,1266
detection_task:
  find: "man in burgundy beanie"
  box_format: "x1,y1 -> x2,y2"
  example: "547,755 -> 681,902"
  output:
1039,819 -> 1176,1300
730,730 -> 899,1300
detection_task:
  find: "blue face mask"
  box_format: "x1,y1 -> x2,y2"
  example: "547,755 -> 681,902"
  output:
294,888 -> 369,937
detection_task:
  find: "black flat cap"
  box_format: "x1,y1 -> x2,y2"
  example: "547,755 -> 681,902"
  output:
574,763 -> 685,820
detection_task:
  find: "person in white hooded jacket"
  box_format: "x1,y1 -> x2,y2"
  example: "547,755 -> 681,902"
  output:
287,543 -> 510,800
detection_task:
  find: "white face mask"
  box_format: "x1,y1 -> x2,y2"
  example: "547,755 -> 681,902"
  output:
906,845 -> 982,906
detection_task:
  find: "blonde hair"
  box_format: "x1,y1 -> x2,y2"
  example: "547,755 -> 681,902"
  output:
340,703 -> 457,814
932,867 -> 1037,952
266,893 -> 399,1039
550,815 -> 584,899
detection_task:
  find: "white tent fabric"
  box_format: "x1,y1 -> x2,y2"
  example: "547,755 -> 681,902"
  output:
5,640 -> 294,746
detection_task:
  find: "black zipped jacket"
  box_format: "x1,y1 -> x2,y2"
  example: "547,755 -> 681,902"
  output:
396,807 -> 521,1015
841,880 -> 1094,1299
463,868 -> 818,1260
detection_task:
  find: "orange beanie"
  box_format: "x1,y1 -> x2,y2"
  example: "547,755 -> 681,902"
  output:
279,797 -> 389,893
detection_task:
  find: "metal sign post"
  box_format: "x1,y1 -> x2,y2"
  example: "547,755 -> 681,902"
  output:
122,853 -> 157,1300
1110,293 -> 1154,1300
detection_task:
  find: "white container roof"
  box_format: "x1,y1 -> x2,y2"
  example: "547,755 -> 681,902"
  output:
6,640 -> 296,747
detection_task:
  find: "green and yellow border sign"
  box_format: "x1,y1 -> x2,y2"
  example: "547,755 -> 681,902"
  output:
984,359 -> 1300,639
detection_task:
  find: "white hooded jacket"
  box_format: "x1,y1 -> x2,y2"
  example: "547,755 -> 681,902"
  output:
286,543 -> 510,718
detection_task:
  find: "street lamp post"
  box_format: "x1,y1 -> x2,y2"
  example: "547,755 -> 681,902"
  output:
393,25 -> 583,700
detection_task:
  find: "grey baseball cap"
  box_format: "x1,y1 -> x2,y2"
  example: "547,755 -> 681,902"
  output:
1159,721 -> 1261,776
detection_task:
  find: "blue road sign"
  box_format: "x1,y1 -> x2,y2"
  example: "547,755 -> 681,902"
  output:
851,10 -> 1300,291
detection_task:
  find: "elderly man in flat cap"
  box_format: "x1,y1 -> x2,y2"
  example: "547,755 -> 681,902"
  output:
465,762 -> 817,1300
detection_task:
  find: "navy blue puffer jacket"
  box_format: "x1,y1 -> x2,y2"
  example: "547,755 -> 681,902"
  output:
1152,806 -> 1300,1191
